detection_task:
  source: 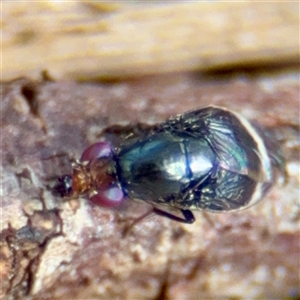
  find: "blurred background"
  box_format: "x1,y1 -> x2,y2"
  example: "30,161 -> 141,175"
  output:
2,1 -> 299,81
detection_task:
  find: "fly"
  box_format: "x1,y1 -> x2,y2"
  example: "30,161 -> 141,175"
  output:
53,106 -> 286,224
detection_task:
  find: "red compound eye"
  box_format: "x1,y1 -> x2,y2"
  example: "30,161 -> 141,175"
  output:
90,186 -> 124,208
81,142 -> 112,162
80,142 -> 124,207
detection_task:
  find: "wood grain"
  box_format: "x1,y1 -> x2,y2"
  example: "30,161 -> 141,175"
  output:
2,2 -> 299,81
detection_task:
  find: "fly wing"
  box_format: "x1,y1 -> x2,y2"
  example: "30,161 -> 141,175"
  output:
164,106 -> 265,183
205,115 -> 257,176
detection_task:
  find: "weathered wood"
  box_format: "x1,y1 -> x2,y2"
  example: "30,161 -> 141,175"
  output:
2,2 -> 299,81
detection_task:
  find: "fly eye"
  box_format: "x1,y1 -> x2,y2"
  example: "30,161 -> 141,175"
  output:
80,142 -> 112,162
89,185 -> 124,208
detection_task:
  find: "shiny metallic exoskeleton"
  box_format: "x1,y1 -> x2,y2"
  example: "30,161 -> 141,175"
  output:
54,106 -> 285,224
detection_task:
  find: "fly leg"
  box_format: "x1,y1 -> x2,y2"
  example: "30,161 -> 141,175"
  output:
153,208 -> 195,224
123,207 -> 195,236
122,208 -> 155,237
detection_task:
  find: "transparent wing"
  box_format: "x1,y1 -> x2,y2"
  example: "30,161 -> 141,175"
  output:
161,106 -> 264,182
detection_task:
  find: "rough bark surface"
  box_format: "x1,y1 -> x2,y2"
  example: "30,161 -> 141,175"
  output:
1,70 -> 299,299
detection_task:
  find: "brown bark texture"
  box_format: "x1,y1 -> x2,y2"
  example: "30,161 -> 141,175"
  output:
1,72 -> 300,299
1,2 -> 300,300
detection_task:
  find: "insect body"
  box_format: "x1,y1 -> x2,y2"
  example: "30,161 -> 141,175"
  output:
53,106 -> 285,223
